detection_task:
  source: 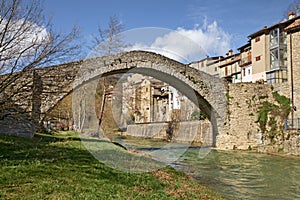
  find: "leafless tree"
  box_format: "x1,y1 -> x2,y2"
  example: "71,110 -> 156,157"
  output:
91,15 -> 128,129
0,0 -> 80,120
285,0 -> 300,18
92,15 -> 127,56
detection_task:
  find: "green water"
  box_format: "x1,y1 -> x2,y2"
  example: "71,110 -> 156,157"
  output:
173,149 -> 300,200
120,137 -> 300,200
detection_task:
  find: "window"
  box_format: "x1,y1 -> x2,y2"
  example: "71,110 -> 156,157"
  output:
270,49 -> 279,69
255,36 -> 260,42
255,56 -> 261,61
270,28 -> 279,47
243,68 -> 246,76
214,67 -> 218,72
266,70 -> 287,84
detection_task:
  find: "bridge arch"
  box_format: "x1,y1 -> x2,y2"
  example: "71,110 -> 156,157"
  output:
61,51 -> 228,145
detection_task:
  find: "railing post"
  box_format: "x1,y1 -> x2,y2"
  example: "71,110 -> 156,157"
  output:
284,119 -> 288,130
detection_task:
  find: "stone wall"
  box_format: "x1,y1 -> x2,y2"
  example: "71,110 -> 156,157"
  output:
287,30 -> 300,120
0,71 -> 36,138
217,82 -> 290,150
126,120 -> 212,145
283,131 -> 300,155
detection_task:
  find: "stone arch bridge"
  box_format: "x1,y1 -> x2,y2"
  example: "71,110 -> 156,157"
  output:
3,51 -> 231,146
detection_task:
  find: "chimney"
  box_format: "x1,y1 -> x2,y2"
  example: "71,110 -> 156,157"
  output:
288,11 -> 296,20
228,49 -> 233,56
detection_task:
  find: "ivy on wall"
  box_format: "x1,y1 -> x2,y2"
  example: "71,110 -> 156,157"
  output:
256,92 -> 291,144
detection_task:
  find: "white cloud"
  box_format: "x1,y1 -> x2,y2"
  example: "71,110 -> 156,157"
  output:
126,20 -> 231,63
0,18 -> 48,73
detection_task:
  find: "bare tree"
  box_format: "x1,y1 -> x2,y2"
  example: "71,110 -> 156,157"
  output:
0,0 -> 80,133
285,0 -> 300,18
92,15 -> 127,56
91,15 -> 127,130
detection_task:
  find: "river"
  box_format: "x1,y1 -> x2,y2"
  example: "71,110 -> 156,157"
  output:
119,137 -> 300,200
172,148 -> 300,200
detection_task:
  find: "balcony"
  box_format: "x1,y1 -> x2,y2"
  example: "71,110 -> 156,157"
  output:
239,57 -> 252,67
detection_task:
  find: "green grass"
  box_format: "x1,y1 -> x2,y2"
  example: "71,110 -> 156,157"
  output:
0,131 -> 224,200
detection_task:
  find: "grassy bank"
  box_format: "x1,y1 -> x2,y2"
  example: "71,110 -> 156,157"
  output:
0,131 -> 224,200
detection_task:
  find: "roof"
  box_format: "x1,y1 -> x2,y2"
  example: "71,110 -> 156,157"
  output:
237,42 -> 251,51
218,54 -> 241,68
189,56 -> 223,65
218,53 -> 240,62
285,18 -> 300,32
248,15 -> 300,38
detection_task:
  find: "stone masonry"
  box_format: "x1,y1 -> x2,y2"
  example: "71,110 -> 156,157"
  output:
2,50 -> 298,154
286,25 -> 300,120
216,82 -> 292,150
0,51 -> 228,142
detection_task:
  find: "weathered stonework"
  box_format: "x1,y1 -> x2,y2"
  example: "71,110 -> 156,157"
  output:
216,82 -> 291,150
283,131 -> 300,155
126,120 -> 212,145
1,50 -> 299,155
287,30 -> 300,120
1,51 -> 226,140
0,71 -> 37,137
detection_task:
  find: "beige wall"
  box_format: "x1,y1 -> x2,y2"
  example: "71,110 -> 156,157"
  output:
251,34 -> 270,82
189,59 -> 219,76
219,61 -> 240,78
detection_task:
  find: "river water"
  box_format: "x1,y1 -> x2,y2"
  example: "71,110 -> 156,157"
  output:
172,148 -> 300,200
120,137 -> 300,200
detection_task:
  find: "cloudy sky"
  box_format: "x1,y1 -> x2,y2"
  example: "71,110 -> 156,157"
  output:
44,0 -> 294,63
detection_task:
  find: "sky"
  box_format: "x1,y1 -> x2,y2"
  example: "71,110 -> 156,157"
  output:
43,0 -> 295,62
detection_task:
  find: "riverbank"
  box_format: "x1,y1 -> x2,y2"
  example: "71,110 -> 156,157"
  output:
0,131 -> 224,200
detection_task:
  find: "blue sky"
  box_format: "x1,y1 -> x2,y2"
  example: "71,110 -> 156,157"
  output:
44,0 -> 294,62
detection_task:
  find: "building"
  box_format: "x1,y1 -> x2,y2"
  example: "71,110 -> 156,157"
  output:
121,74 -> 199,124
247,12 -> 300,84
285,12 -> 300,120
193,50 -> 242,83
217,50 -> 241,83
238,42 -> 252,82
189,12 -> 300,86
189,56 -> 223,76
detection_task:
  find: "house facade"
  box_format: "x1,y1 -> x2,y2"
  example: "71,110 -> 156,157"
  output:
189,56 -> 222,76
189,12 -> 300,86
285,14 -> 300,120
121,74 -> 199,124
238,42 -> 252,82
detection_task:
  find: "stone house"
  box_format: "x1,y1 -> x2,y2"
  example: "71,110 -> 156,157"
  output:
121,74 -> 199,124
285,13 -> 300,120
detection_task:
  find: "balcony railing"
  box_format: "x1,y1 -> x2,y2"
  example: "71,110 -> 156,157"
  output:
284,118 -> 300,130
239,57 -> 252,67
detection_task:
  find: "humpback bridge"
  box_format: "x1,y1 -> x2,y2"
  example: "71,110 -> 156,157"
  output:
1,51 -> 230,146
